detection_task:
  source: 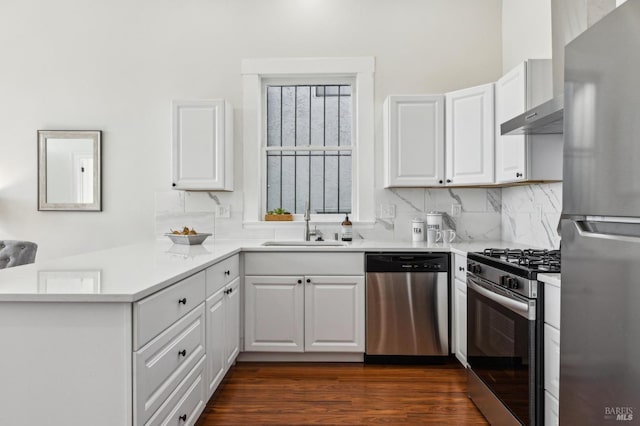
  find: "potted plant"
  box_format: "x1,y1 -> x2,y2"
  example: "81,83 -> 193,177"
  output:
264,207 -> 293,221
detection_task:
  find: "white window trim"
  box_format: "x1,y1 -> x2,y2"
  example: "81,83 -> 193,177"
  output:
242,57 -> 375,225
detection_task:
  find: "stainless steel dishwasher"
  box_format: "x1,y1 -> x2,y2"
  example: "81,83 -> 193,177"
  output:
365,253 -> 449,362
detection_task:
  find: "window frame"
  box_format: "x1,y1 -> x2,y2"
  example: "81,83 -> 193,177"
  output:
262,77 -> 356,221
241,57 -> 375,225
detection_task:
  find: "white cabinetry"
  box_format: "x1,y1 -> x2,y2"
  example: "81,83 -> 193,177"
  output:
171,99 -> 233,191
383,95 -> 445,187
495,60 -> 563,183
244,252 -> 365,354
543,278 -> 561,426
445,84 -> 495,185
133,271 -> 207,426
452,253 -> 468,367
204,254 -> 240,398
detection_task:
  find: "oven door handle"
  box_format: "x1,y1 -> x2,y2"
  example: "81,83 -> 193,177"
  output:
468,277 -> 534,320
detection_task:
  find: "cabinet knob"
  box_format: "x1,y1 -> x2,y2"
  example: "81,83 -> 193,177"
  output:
516,172 -> 523,178
439,180 -> 443,184
172,183 -> 177,187
179,414 -> 187,422
178,298 -> 187,305
297,279 -> 302,284
306,278 -> 311,283
224,270 -> 230,275
178,349 -> 187,357
228,288 -> 233,294
446,179 -> 452,183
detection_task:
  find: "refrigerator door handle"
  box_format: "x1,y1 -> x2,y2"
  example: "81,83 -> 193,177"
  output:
573,219 -> 640,241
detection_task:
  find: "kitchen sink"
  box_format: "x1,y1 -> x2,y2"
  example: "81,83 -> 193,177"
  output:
261,240 -> 348,247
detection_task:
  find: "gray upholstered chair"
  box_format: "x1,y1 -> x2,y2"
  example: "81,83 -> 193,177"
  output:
0,240 -> 38,269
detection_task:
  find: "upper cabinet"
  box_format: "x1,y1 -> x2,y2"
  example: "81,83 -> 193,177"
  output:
445,83 -> 495,185
171,99 -> 234,191
383,95 -> 445,187
495,61 -> 563,184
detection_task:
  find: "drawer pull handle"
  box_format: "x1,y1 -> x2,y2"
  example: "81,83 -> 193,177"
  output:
228,288 -> 233,294
179,414 -> 187,422
297,279 -> 302,284
178,349 -> 187,357
178,298 -> 187,305
224,270 -> 230,275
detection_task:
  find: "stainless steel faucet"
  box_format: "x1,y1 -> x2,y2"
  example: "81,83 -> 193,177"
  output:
304,201 -> 312,241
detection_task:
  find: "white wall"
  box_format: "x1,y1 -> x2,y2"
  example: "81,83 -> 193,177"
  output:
0,0 -> 502,260
502,0 -> 553,73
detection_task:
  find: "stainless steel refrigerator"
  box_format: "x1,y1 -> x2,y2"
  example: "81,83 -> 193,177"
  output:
561,1 -> 640,424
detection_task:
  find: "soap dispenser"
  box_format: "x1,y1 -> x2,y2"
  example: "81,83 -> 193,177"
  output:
341,215 -> 353,241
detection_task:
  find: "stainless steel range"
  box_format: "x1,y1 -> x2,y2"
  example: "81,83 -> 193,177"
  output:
466,248 -> 560,426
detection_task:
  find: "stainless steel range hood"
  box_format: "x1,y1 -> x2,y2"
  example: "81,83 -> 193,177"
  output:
500,0 -> 615,136
501,95 -> 564,135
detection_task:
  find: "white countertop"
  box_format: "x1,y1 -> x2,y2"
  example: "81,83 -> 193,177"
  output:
0,238 -> 542,303
538,273 -> 561,287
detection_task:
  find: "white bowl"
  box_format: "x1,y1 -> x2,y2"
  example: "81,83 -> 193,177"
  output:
165,233 -> 212,245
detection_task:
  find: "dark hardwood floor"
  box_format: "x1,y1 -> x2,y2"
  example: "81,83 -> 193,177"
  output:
195,361 -> 488,425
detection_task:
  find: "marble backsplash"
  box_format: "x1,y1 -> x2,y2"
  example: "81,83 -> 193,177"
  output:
501,183 -> 563,249
155,187 -> 503,243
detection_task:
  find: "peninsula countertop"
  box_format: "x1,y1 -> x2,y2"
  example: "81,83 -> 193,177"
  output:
0,238 -> 540,302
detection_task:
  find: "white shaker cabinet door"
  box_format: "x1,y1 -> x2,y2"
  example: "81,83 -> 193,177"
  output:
445,83 -> 495,185
495,63 -> 527,183
454,278 -> 468,367
383,95 -> 445,187
244,276 -> 304,352
225,277 -> 241,366
171,99 -> 233,191
304,276 -> 365,352
205,286 -> 226,398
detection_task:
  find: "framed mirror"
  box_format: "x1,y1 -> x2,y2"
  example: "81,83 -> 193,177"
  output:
38,130 -> 102,211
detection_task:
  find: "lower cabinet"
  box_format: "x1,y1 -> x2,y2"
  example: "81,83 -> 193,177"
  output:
543,279 -> 561,426
454,278 -> 468,367
205,276 -> 240,398
244,275 -> 365,353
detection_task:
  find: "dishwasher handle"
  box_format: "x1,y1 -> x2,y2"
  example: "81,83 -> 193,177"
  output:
366,253 -> 449,273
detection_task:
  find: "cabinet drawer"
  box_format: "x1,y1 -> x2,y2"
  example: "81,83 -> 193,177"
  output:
544,323 -> 561,399
206,254 -> 239,296
245,252 -> 364,276
544,282 -> 561,329
134,271 -> 206,349
454,253 -> 467,281
135,305 -> 206,425
145,356 -> 206,426
544,391 -> 559,426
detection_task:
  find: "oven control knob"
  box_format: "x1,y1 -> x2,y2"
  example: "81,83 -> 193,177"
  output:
472,264 -> 482,274
500,275 -> 509,287
507,278 -> 519,289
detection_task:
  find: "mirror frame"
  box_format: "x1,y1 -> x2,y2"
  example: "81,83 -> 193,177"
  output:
38,130 -> 102,211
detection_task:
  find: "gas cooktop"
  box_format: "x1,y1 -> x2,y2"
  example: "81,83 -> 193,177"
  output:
468,248 -> 561,279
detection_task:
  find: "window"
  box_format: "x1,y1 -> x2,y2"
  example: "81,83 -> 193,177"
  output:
265,83 -> 353,215
241,57 -> 375,224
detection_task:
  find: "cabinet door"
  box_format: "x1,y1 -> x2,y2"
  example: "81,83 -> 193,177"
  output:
304,276 -> 365,352
445,84 -> 495,185
225,277 -> 240,366
205,287 -> 226,398
244,276 -> 304,352
384,95 -> 445,187
544,323 -> 561,399
495,63 -> 527,183
171,99 -> 233,191
454,278 -> 467,367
